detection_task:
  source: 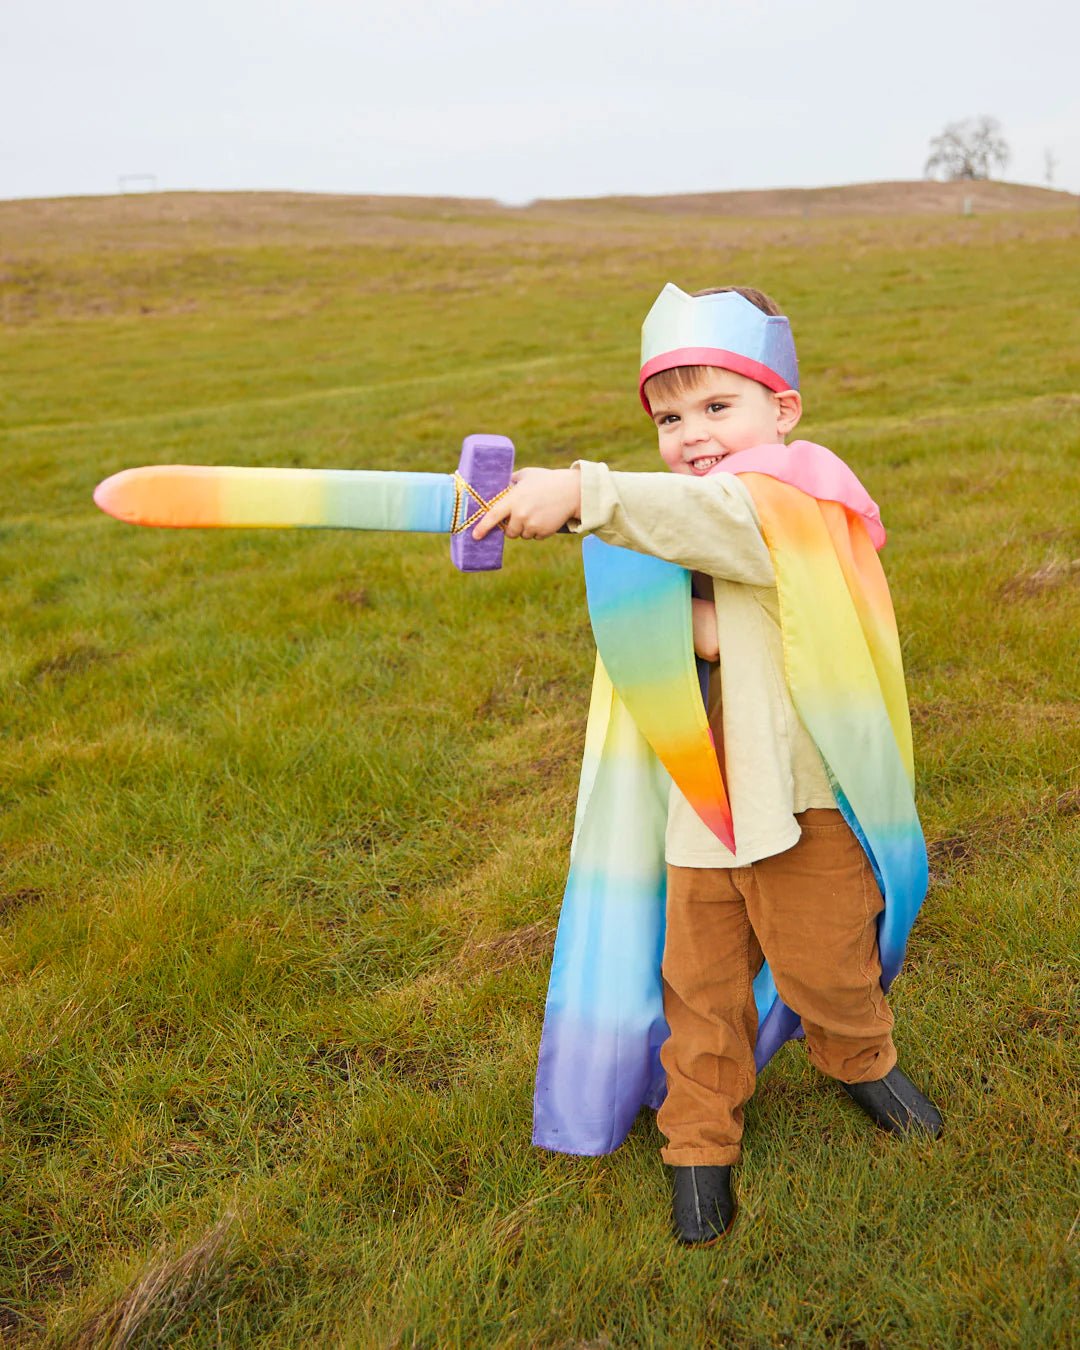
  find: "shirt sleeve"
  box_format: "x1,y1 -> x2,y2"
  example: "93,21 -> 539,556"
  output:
568,460 -> 776,586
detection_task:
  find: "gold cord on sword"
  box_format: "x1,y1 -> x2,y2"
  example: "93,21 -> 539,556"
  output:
449,472 -> 513,535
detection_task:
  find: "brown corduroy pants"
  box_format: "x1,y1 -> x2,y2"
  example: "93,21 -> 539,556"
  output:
657,808 -> 897,1166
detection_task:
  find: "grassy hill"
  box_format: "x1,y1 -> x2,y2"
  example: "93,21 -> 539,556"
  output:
1,186 -> 1078,1347
539,178 -> 1079,216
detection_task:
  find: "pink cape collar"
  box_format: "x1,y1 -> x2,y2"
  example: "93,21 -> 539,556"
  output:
711,440 -> 886,550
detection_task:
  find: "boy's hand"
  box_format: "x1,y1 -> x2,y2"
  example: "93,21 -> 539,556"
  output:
472,467 -> 581,541
692,597 -> 719,663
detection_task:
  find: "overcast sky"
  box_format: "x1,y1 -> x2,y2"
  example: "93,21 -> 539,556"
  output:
3,0 -> 1077,204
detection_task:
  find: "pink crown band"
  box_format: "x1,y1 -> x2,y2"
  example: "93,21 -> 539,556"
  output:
639,347 -> 792,411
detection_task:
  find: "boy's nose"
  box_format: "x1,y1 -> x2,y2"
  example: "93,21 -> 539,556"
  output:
681,419 -> 710,446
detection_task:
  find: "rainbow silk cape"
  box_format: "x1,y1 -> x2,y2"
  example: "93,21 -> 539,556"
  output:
532,441 -> 928,1156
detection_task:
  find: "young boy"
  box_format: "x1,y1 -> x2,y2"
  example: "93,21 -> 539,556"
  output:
473,284 -> 941,1245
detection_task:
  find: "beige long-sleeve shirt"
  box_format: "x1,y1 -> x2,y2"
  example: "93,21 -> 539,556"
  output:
570,460 -> 836,868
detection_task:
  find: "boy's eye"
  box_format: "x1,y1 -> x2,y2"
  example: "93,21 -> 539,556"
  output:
658,414 -> 679,426
707,402 -> 728,413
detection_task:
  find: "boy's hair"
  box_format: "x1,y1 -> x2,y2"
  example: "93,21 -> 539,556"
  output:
643,285 -> 784,408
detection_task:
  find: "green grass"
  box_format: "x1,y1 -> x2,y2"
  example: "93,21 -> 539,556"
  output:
1,191 -> 1078,1347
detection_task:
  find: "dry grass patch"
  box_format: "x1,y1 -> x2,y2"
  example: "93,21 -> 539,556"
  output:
457,920 -> 557,975
0,887 -> 48,920
66,1217 -> 235,1349
998,557 -> 1080,600
926,786 -> 1080,882
333,585 -> 372,609
28,645 -> 123,683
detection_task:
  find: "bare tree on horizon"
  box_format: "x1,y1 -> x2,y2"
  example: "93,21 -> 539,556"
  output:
924,116 -> 1010,181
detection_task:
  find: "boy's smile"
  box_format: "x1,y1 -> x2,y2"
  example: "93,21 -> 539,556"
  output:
646,369 -> 802,475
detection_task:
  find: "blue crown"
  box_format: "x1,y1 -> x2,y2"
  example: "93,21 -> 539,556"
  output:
639,285 -> 798,409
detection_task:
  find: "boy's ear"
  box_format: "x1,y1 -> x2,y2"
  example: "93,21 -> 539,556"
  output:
775,389 -> 802,434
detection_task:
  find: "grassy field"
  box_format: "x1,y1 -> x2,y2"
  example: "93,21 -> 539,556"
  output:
1,185 -> 1078,1348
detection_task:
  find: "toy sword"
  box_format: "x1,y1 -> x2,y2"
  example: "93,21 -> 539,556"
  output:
93,433 -> 516,572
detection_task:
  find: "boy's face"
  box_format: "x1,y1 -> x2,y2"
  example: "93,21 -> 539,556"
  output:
646,368 -> 802,476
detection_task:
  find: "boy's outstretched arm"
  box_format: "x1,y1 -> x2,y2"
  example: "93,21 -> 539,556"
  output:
472,467 -> 581,541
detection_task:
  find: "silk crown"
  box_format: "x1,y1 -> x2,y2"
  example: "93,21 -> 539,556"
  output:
639,284 -> 799,411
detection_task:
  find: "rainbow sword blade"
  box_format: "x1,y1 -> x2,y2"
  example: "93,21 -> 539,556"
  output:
93,434 -> 515,572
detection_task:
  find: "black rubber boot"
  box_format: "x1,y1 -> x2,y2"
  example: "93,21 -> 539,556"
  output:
841,1066 -> 943,1138
671,1165 -> 737,1245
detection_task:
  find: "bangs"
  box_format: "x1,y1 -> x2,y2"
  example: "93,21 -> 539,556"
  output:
642,365 -> 722,410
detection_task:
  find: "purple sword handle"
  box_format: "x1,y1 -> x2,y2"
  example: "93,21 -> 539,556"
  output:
450,434 -> 515,572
